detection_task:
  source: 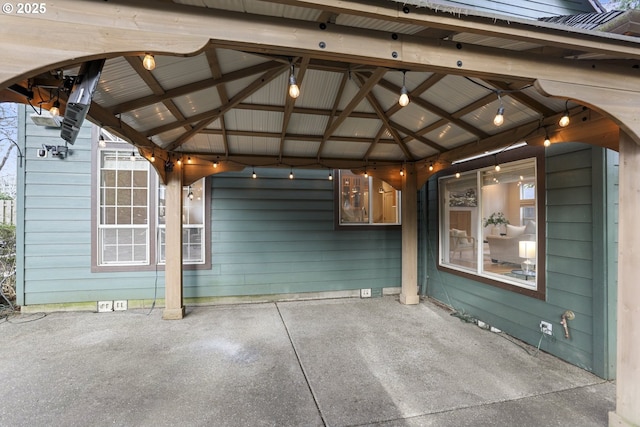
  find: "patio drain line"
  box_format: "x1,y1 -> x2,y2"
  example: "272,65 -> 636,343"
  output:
275,302 -> 328,427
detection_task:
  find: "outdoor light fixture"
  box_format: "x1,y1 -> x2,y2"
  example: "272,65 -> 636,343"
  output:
213,160 -> 218,168
398,71 -> 409,107
187,156 -> 192,164
188,186 -> 194,200
429,161 -> 434,172
364,168 -> 368,178
288,60 -> 300,99
176,156 -> 182,166
559,101 -> 570,127
328,171 -> 333,181
150,150 -> 155,162
98,135 -> 106,148
143,54 -> 156,71
493,95 -> 505,126
289,168 -> 294,180
544,130 -> 551,147
455,171 -> 461,178
130,151 -> 136,162
252,168 -> 257,179
399,168 -> 404,176
494,156 -> 501,172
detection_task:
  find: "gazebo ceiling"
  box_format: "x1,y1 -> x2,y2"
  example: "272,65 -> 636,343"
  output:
0,0 -> 635,185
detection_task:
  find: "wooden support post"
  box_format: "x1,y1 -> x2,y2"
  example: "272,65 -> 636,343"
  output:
400,163 -> 419,305
609,132 -> 640,427
162,164 -> 185,320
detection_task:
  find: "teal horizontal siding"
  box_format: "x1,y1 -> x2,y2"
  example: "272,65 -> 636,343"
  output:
18,114 -> 401,305
424,143 -> 615,377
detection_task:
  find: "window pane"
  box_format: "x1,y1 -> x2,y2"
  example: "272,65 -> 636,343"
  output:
340,171 -> 368,224
98,149 -> 150,266
371,177 -> 399,224
439,157 -> 538,291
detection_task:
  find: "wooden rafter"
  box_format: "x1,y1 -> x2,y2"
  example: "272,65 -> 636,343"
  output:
279,56 -> 310,160
165,66 -> 287,151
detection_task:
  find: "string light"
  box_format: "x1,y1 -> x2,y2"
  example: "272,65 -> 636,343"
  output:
213,161 -> 218,168
399,168 -> 404,176
252,168 -> 257,179
187,156 -> 192,164
544,130 -> 551,147
49,100 -> 60,117
328,171 -> 333,181
398,71 -> 409,107
455,171 -> 461,178
493,94 -> 505,126
364,168 -> 368,178
289,168 -> 294,180
428,162 -> 434,172
559,101 -> 570,127
98,135 -> 106,148
130,151 -> 136,162
150,150 -> 155,162
176,156 -> 182,166
288,60 -> 300,99
188,186 -> 194,200
143,54 -> 156,71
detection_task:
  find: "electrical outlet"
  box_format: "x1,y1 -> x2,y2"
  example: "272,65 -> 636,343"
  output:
360,288 -> 372,298
540,321 -> 553,335
114,300 -> 128,311
97,301 -> 113,313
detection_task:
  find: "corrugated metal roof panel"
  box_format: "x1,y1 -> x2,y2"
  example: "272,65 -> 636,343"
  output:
95,58 -> 154,108
286,113 -> 328,136
195,0 -> 323,21
336,13 -> 426,35
424,123 -> 476,150
228,135 -> 280,156
241,72 -> 288,106
388,102 -> 441,133
225,109 -> 284,133
295,69 -> 344,110
215,49 -> 275,74
180,133 -> 226,153
152,54 -> 212,91
282,139 -> 321,158
172,88 -> 221,118
333,117 -> 380,138
405,139 -> 440,159
452,33 -> 542,51
124,103 -> 176,133
427,76 -> 492,114
368,143 -> 405,160
321,140 -> 370,159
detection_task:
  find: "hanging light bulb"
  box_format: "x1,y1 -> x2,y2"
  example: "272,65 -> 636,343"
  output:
455,172 -> 461,178
493,105 -> 505,126
188,187 -> 194,200
544,133 -> 551,147
559,100 -> 570,127
213,161 -> 218,168
187,156 -> 192,164
328,171 -> 333,181
150,151 -> 155,162
98,135 -> 106,148
252,169 -> 257,179
288,61 -> 300,99
495,164 -> 501,172
289,169 -> 294,180
49,100 -> 60,117
143,54 -> 156,71
130,151 -> 136,162
364,168 -> 368,178
428,162 -> 434,172
398,71 -> 409,107
176,156 -> 182,165
399,168 -> 404,177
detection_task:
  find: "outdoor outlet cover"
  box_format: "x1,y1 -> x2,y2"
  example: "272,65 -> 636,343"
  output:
540,321 -> 553,335
98,301 -> 113,312
360,288 -> 372,298
114,300 -> 128,311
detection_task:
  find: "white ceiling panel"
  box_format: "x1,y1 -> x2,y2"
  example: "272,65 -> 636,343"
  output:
424,123 -> 476,150
463,96 -> 541,135
241,72 -> 288,105
295,69 -> 344,110
180,133 -> 226,153
172,87 -> 221,117
406,139 -> 440,159
427,75 -> 492,114
336,13 -> 427,35
388,102 -> 441,132
125,103 -> 176,133
151,54 -> 212,90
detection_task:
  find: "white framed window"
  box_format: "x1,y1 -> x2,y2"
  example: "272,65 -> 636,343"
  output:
94,136 -> 209,269
98,150 -> 150,265
439,157 -> 540,293
338,170 -> 401,226
157,179 -> 205,264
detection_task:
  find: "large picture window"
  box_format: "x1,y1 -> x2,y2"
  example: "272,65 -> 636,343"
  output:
338,170 -> 401,226
93,133 -> 209,270
439,157 -> 540,293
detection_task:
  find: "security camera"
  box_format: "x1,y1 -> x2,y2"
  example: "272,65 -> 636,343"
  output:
37,148 -> 47,158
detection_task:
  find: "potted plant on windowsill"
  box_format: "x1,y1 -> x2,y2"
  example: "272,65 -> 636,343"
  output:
483,212 -> 509,235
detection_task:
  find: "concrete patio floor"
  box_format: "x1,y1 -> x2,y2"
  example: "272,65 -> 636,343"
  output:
0,297 -> 614,426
